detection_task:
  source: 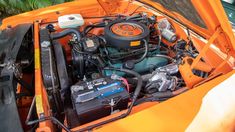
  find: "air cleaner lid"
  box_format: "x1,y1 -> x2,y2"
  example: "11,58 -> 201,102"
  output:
104,20 -> 149,49
110,22 -> 144,37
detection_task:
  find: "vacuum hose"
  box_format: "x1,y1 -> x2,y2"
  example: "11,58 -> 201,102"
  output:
133,39 -> 149,64
123,39 -> 149,69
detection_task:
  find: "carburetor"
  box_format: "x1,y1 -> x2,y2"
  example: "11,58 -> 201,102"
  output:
145,63 -> 178,94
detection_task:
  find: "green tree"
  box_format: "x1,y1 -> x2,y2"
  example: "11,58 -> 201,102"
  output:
0,0 -> 72,18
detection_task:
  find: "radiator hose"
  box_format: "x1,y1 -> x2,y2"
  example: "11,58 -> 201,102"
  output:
50,29 -> 81,41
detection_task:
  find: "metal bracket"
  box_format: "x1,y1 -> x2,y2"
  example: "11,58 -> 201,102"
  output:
190,27 -> 222,69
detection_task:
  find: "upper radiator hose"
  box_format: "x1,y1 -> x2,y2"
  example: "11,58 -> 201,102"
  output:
50,29 -> 81,41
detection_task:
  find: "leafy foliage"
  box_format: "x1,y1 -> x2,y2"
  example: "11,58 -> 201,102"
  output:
0,0 -> 72,18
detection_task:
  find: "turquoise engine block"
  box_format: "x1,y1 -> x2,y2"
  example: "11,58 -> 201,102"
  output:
104,56 -> 168,76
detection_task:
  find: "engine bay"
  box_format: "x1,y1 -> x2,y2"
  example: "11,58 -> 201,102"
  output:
36,12 -> 208,129
0,0 -> 235,131
1,0 -> 234,131
23,4 -> 231,131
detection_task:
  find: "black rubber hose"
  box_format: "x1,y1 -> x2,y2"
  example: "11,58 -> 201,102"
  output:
133,39 -> 149,64
50,29 -> 81,41
104,44 -> 157,61
106,68 -> 143,102
75,68 -> 143,132
83,22 -> 106,36
126,14 -> 142,20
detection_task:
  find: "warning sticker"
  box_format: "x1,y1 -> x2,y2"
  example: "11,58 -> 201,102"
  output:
130,41 -> 141,47
35,49 -> 40,69
36,95 -> 44,114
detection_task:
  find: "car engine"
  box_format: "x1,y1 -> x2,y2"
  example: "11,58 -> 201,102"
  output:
39,13 -> 199,127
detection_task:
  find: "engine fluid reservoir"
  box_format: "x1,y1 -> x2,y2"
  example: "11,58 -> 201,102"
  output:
58,14 -> 84,28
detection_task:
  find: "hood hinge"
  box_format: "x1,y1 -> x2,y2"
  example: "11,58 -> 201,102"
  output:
191,27 -> 223,70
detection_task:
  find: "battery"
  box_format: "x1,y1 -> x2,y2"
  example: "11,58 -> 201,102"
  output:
70,77 -> 129,124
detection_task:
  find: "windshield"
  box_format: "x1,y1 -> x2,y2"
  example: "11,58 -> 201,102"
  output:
222,0 -> 235,28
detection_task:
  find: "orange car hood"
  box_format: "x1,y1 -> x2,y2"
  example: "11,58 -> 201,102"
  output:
136,0 -> 235,56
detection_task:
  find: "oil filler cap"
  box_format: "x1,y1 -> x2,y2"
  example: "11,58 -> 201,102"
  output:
104,20 -> 149,49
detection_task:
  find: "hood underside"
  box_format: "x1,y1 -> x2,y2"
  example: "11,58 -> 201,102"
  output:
140,0 -> 207,29
137,0 -> 235,56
